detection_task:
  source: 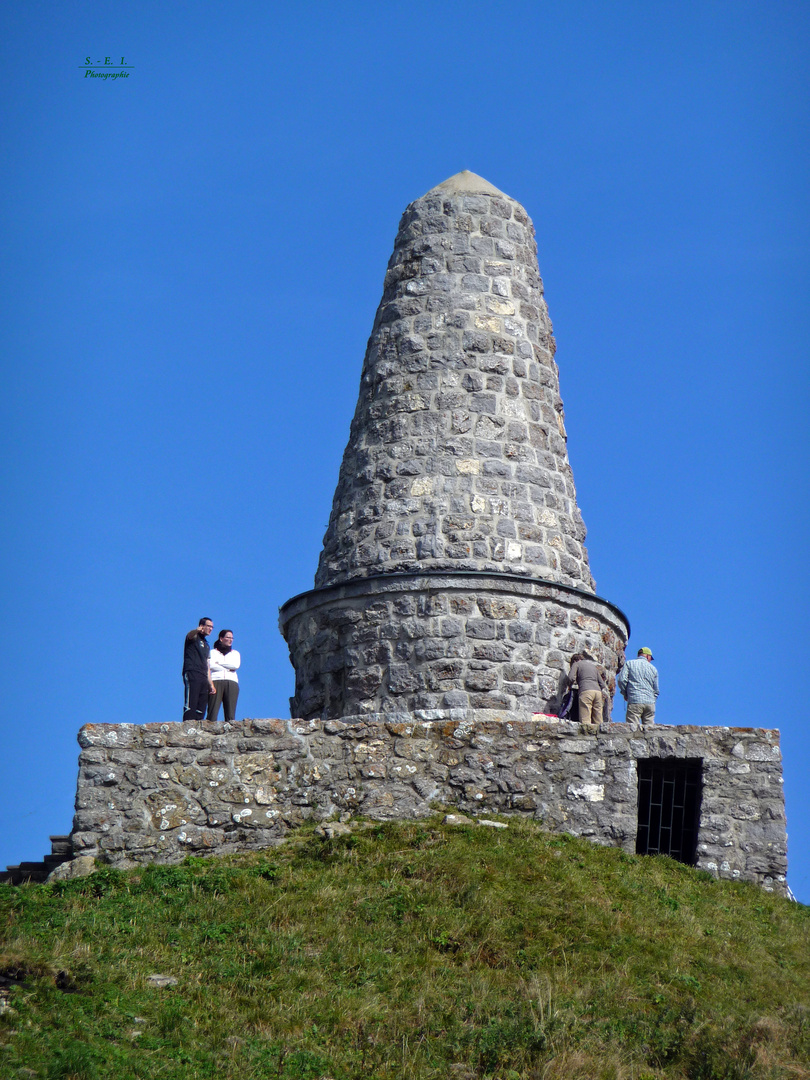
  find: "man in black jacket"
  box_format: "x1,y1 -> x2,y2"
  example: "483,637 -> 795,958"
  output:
183,618 -> 214,722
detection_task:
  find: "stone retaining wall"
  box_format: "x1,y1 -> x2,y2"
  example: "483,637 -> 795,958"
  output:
72,713 -> 787,894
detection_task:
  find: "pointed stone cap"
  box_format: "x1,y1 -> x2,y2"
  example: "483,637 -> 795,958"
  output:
421,170 -> 510,199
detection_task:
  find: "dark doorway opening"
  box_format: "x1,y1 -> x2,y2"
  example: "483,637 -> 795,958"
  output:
636,758 -> 702,865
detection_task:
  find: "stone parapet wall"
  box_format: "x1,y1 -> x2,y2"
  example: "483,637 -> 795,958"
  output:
281,572 -> 628,720
73,714 -> 787,894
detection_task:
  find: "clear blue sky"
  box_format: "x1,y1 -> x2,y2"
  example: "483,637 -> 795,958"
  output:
1,1 -> 808,899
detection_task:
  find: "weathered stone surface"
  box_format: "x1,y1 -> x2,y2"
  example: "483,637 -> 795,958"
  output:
46,855 -> 96,882
314,822 -> 353,839
72,717 -> 788,895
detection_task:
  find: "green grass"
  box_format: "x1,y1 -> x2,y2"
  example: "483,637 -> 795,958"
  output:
1,818 -> 808,1079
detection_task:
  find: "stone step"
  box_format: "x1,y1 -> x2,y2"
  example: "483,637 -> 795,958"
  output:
1,835 -> 74,886
1,865 -> 48,885
0,865 -> 42,886
20,870 -> 49,884
18,862 -> 50,881
44,853 -> 72,869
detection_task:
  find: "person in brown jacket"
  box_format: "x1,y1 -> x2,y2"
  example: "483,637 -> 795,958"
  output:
567,652 -> 607,727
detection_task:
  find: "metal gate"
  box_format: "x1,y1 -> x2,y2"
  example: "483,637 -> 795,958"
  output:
636,758 -> 702,865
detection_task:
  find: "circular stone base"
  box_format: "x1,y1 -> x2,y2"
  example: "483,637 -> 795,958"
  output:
280,572 -> 629,721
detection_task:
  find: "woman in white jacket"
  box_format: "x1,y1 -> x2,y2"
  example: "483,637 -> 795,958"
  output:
207,629 -> 241,722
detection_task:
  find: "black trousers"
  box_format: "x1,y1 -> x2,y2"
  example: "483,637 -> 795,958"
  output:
208,680 -> 239,723
183,672 -> 210,722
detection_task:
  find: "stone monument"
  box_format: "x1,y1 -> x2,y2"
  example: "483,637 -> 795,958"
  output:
280,171 -> 629,720
51,174 -> 788,895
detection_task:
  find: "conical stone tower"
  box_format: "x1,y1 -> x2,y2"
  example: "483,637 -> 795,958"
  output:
280,172 -> 628,720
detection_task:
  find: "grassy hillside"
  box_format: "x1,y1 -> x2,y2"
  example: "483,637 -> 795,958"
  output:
1,817 -> 808,1080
